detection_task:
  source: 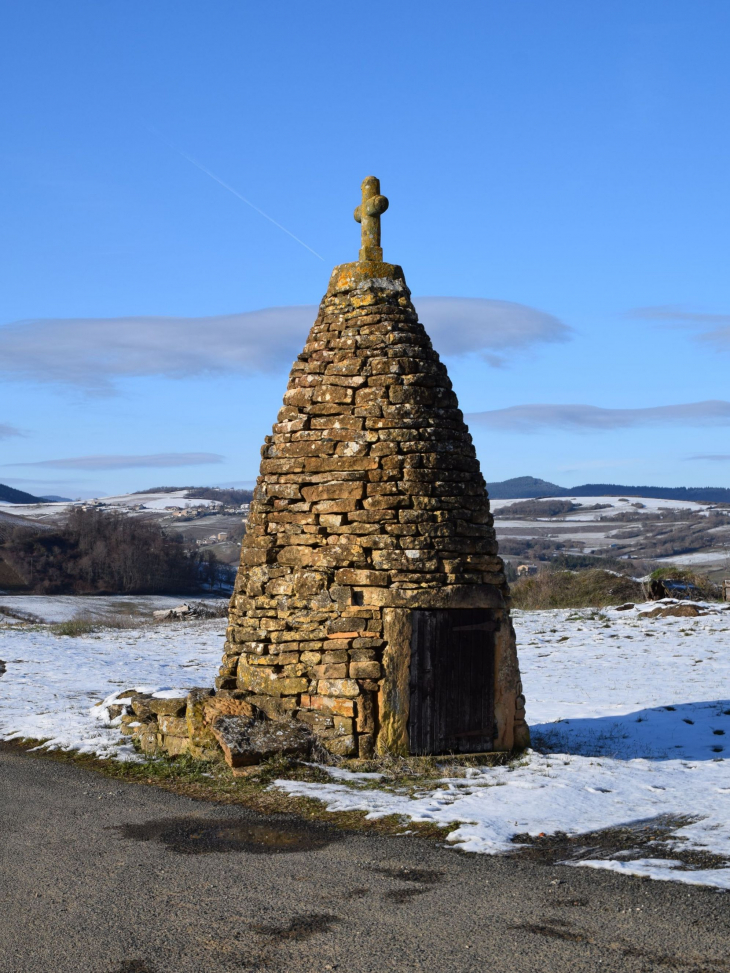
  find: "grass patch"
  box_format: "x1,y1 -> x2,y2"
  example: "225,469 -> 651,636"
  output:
50,613 -> 147,636
511,569 -> 644,610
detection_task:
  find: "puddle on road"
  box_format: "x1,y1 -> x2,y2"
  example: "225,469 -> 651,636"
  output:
368,865 -> 445,903
252,913 -> 340,942
116,816 -> 336,855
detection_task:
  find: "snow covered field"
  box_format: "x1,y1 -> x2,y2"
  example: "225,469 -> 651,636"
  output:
278,602 -> 730,887
0,607 -> 224,757
1,597 -> 729,887
0,594 -> 223,625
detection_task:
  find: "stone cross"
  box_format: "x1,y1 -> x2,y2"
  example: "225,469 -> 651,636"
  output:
354,175 -> 389,263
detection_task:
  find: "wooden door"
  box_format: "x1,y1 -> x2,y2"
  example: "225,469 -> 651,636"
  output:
408,608 -> 496,755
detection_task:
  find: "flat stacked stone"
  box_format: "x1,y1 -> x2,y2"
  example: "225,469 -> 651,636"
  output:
218,246 -> 527,758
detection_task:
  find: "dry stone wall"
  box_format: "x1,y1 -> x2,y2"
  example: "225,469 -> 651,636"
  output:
216,259 -> 528,759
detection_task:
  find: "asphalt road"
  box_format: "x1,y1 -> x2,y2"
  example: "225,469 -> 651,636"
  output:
1,745 -> 729,973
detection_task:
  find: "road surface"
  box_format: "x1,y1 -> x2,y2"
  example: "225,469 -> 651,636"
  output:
1,744 -> 729,972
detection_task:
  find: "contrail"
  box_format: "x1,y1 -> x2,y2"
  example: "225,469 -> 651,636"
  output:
151,129 -> 324,260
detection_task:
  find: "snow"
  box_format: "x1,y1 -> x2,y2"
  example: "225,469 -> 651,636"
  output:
1,596 -> 730,888
570,858 -> 730,890
0,489 -> 220,519
656,551 -> 730,566
275,603 -> 730,888
490,495 -> 716,520
0,609 -> 224,758
0,594 -> 221,624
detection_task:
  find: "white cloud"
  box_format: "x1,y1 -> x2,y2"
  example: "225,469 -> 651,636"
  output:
0,423 -> 24,440
630,306 -> 730,351
415,297 -> 569,362
467,401 -> 730,433
0,298 -> 570,393
8,453 -> 224,470
686,454 -> 730,462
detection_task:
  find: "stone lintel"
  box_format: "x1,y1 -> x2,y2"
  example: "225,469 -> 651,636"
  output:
358,583 -> 505,610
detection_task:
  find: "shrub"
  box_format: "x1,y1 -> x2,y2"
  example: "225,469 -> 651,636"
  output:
51,617 -> 97,637
648,566 -> 722,601
511,569 -> 644,610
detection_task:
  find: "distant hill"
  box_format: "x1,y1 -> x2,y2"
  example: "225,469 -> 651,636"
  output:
133,485 -> 254,504
486,477 -> 564,499
40,495 -> 72,502
568,483 -> 730,503
486,476 -> 730,503
0,483 -> 43,504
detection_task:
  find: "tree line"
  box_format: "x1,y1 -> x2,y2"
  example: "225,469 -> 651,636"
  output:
0,507 -> 234,595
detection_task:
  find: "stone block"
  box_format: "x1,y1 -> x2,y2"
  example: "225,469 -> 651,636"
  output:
203,695 -> 259,725
312,664 -> 348,679
323,734 -> 356,756
311,414 -> 363,429
335,568 -> 389,586
354,511 -> 400,527
148,697 -> 187,718
246,695 -> 298,719
264,483 -> 303,500
215,676 -> 238,691
304,456 -> 379,473
130,696 -> 154,719
283,388 -> 314,407
327,615 -> 367,633
313,385 -> 353,404
351,636 -> 385,649
186,687 -> 216,749
273,651 -> 300,665
317,678 -> 360,698
238,663 -> 308,697
162,734 -> 190,756
139,729 -> 162,755
300,694 -> 355,717
300,650 -> 322,664
260,459 -> 304,474
297,711 -> 335,731
322,640 -> 352,654
333,716 -> 354,736
319,513 -> 345,528
356,694 -> 376,733
277,546 -> 317,567
158,715 -> 188,736
349,661 -> 381,680
302,481 -> 365,502
349,649 -> 376,663
357,733 -> 376,758
211,715 -> 313,768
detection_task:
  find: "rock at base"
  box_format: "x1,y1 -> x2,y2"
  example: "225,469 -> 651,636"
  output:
211,715 -> 312,768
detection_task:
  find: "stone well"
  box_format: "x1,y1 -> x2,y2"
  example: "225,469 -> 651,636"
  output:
215,177 -> 528,759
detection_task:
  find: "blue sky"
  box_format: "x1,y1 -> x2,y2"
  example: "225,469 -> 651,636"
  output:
1,0 -> 729,499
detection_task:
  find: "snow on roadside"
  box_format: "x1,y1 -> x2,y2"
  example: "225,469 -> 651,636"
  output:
1,597 -> 730,888
0,616 -> 223,758
276,603 -> 730,888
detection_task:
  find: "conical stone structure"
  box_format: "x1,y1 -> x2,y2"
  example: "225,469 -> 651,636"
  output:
219,177 -> 528,758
